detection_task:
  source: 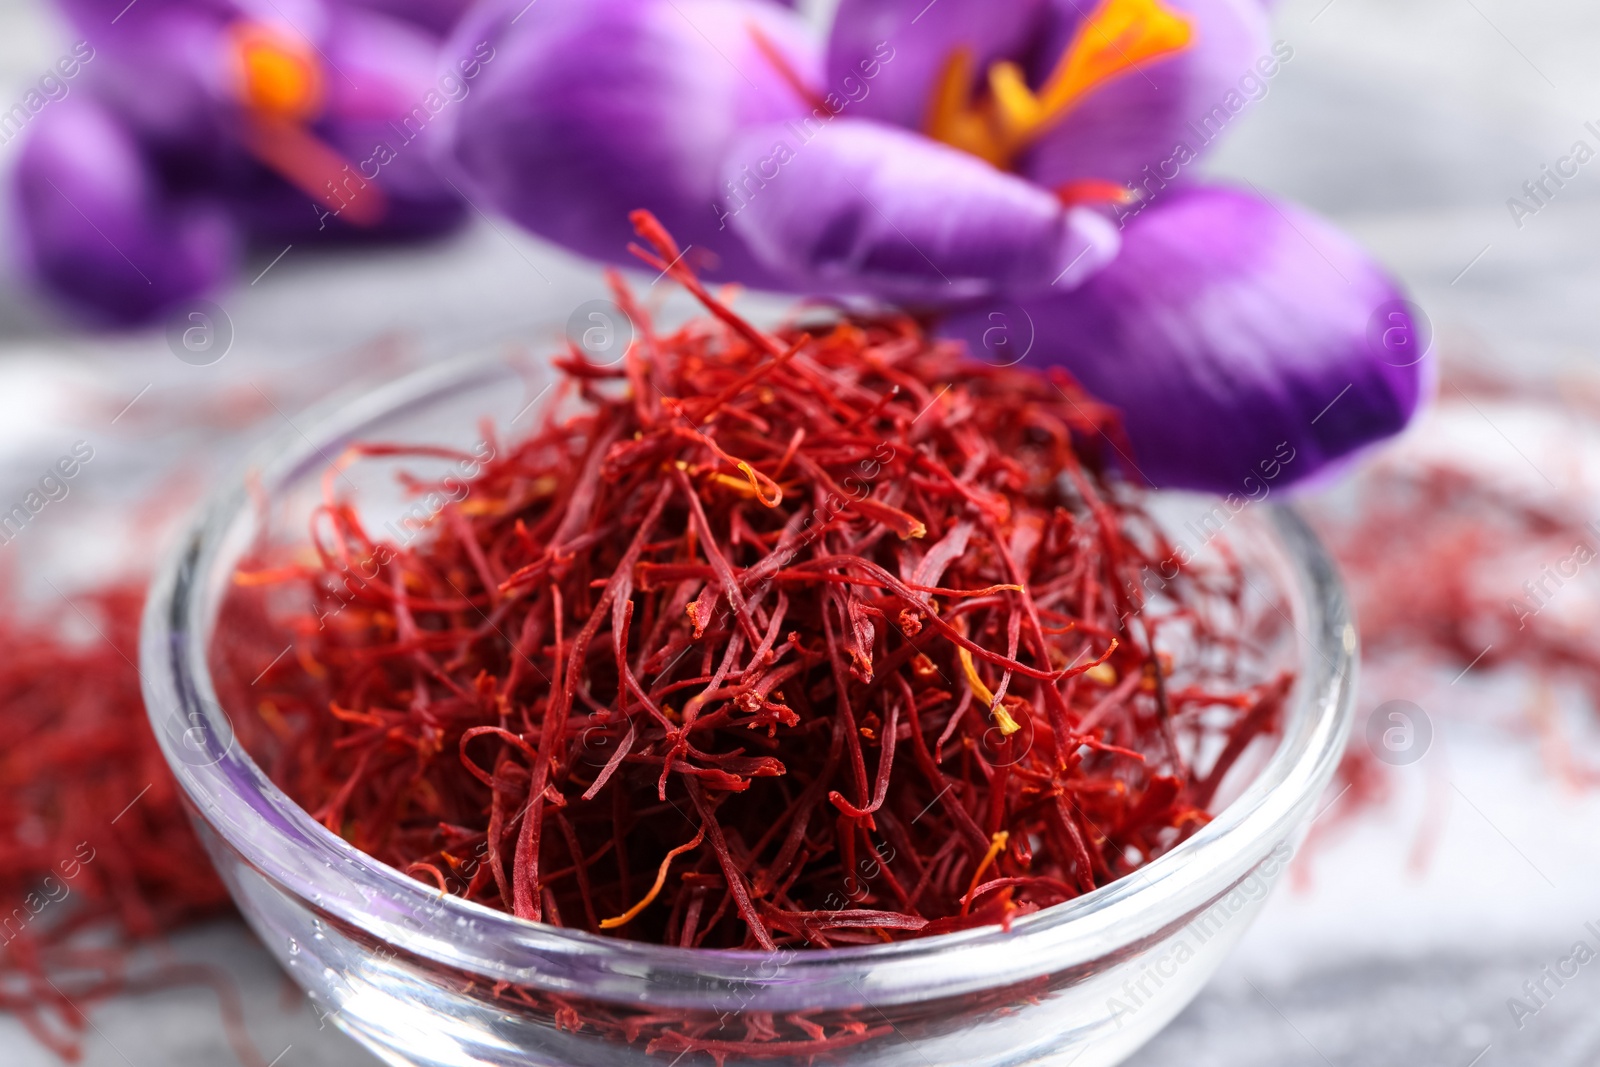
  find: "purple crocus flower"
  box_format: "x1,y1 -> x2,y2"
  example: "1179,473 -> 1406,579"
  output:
12,0 -> 475,324
440,0 -> 1429,492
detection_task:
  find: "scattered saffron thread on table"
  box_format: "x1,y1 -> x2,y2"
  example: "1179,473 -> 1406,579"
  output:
0,578 -> 266,1066
1303,387 -> 1600,875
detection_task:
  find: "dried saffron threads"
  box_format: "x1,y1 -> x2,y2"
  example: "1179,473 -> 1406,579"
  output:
1296,390 -> 1600,878
223,211 -> 1293,950
0,577 -> 264,1066
1323,456 -> 1600,706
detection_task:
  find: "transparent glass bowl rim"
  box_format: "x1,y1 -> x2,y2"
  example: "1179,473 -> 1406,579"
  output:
141,353 -> 1356,1010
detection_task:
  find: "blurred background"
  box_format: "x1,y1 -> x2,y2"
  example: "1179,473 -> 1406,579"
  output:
3,0 -> 1600,1063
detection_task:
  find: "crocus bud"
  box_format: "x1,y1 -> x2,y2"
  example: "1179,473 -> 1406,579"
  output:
12,97 -> 237,324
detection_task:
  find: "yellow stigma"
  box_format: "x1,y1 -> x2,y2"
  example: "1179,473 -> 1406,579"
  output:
926,0 -> 1193,169
231,23 -> 323,122
957,644 -> 1021,736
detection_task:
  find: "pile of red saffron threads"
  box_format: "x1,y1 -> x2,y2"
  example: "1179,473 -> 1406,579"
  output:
220,212 -> 1292,955
0,578 -> 264,1065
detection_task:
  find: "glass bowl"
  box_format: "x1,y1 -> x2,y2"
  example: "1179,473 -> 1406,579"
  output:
141,353 -> 1356,1067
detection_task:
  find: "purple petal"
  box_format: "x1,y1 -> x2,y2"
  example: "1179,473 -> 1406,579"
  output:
1018,0 -> 1272,191
64,1 -> 465,243
11,98 -> 237,324
941,185 -> 1429,493
336,0 -> 474,35
236,7 -> 468,241
824,0 -> 1047,132
720,118 -> 1118,303
440,0 -> 819,284
57,2 -> 234,144
323,6 -> 452,120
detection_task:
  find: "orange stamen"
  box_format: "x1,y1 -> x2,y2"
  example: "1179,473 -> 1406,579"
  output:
599,828 -> 705,929
960,831 -> 1010,916
239,118 -> 387,227
228,22 -> 387,228
1056,178 -> 1139,208
954,617 -> 1021,735
927,0 -> 1193,170
230,23 -> 323,122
